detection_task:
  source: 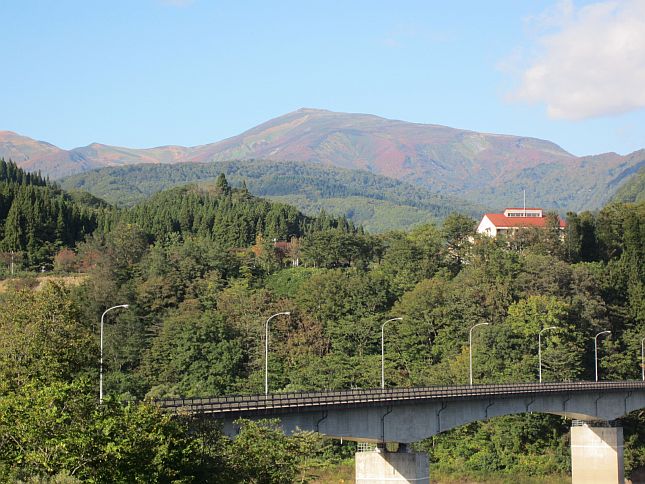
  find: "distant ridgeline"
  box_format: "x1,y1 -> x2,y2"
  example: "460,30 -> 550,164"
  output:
0,159 -> 113,267
0,162 -> 356,269
60,160 -> 484,232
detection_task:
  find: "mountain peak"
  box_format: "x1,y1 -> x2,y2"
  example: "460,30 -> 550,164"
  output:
294,107 -> 330,113
2,109 -> 643,212
0,130 -> 27,140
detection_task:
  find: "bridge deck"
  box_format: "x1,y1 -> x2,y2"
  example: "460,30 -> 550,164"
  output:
155,381 -> 645,417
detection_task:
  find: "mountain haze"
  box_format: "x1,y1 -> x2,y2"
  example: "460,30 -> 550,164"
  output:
3,109 -> 644,210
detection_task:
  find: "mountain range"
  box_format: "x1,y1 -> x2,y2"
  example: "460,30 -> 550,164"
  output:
2,108 -> 644,211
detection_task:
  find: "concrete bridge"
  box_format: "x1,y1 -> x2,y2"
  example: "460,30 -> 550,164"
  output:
157,381 -> 645,483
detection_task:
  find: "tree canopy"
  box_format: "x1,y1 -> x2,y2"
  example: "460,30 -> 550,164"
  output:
1,165 -> 644,481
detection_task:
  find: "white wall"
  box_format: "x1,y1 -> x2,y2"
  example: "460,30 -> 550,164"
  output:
476,215 -> 496,236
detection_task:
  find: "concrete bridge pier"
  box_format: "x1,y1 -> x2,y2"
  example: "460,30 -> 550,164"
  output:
355,444 -> 429,484
571,421 -> 624,484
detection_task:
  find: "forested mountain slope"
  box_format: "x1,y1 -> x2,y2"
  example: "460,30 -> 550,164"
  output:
192,108 -> 642,210
5,109 -> 644,211
0,159 -> 113,268
60,161 -> 483,232
611,166 -> 645,204
122,175 -> 356,248
1,166 -> 357,271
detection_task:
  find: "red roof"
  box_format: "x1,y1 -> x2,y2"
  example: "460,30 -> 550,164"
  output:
484,213 -> 567,228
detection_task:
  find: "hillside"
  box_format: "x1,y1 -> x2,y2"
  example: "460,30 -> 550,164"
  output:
0,159 -> 112,269
122,179 -> 355,248
60,161 -> 484,232
187,108 -> 645,211
0,161 -> 358,272
5,109 -> 645,210
194,108 -> 575,186
611,166 -> 645,204
0,131 -> 104,177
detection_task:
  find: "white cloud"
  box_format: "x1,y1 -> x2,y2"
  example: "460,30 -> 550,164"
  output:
523,0 -> 575,33
512,0 -> 645,120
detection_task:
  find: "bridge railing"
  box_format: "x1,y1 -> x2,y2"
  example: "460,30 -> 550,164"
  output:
155,380 -> 645,415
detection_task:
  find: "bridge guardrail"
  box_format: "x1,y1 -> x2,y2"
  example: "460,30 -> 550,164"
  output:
154,381 -> 645,416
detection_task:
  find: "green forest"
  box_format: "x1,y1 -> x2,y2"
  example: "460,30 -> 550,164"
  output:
1,159 -> 644,482
0,159 -> 113,269
613,166 -> 645,204
59,160 -> 484,232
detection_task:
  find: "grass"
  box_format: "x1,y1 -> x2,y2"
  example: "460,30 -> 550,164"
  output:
0,273 -> 87,293
304,460 -> 570,484
306,462 -> 354,483
431,473 -> 570,483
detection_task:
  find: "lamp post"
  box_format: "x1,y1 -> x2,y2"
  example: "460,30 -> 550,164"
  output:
381,317 -> 403,389
469,323 -> 489,385
100,304 -> 129,403
641,337 -> 644,382
265,311 -> 290,395
538,326 -> 557,383
594,330 -> 611,382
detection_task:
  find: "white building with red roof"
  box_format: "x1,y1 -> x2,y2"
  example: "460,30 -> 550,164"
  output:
476,208 -> 566,237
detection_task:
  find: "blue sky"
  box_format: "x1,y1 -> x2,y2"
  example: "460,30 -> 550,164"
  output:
1,0 -> 644,156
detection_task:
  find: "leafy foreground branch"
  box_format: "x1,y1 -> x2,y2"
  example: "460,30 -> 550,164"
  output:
0,381 -> 323,483
0,285 -> 323,483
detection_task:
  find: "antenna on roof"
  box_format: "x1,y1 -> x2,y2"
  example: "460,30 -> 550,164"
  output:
523,189 -> 526,217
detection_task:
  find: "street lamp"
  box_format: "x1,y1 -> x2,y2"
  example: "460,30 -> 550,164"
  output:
381,317 -> 403,389
538,326 -> 557,383
641,337 -> 644,382
594,330 -> 611,382
100,304 -> 129,403
469,323 -> 489,385
265,311 -> 291,395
